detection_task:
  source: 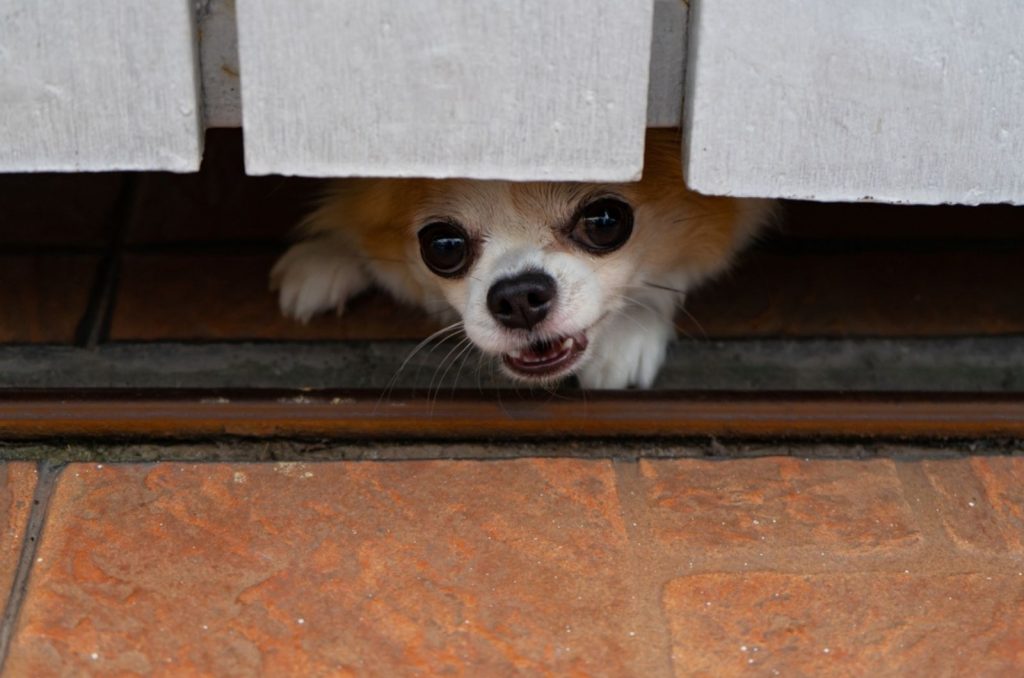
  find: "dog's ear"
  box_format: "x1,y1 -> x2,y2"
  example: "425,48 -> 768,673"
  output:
301,179 -> 418,237
639,128 -> 685,185
627,129 -> 773,284
296,178 -> 438,306
301,178 -> 428,265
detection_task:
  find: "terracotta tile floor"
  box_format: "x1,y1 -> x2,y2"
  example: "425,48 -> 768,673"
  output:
0,454 -> 1021,675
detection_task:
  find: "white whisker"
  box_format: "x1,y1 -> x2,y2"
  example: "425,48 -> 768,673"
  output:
377,321 -> 465,407
430,335 -> 473,404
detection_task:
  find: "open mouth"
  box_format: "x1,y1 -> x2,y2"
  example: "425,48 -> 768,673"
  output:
502,333 -> 589,379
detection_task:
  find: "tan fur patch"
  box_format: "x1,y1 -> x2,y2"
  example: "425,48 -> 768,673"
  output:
302,178 -> 432,303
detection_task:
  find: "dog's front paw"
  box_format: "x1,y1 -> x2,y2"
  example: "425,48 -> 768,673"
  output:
577,312 -> 674,389
270,238 -> 371,323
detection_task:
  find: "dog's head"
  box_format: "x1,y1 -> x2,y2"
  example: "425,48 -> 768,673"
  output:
310,130 -> 763,384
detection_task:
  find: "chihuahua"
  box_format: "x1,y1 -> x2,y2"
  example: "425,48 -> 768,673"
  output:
272,130 -> 770,389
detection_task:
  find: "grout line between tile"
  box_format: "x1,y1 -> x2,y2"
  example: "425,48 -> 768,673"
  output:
0,461 -> 64,670
74,176 -> 141,349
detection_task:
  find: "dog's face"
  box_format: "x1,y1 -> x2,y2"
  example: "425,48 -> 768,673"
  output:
311,130 -> 762,385
409,181 -> 654,382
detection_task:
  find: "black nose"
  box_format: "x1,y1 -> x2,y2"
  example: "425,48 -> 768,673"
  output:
487,271 -> 557,330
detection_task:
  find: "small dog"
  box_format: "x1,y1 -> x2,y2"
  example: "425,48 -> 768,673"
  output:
272,130 -> 770,389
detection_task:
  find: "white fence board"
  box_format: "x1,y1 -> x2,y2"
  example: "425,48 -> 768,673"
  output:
237,0 -> 655,180
684,0 -> 1024,205
0,0 -> 203,172
183,0 -> 683,130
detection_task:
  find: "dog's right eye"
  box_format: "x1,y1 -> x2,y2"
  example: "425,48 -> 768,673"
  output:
571,197 -> 634,254
418,221 -> 473,278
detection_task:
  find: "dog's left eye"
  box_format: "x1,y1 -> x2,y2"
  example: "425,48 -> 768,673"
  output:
571,198 -> 634,254
418,221 -> 473,277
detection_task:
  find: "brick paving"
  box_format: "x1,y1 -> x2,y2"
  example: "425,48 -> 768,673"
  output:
923,457 -> 1024,554
0,453 -> 1020,676
0,463 -> 36,600
664,572 -> 1024,677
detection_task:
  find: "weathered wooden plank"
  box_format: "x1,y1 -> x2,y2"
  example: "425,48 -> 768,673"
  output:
684,0 -> 1024,205
236,0 -> 655,180
0,0 -> 203,171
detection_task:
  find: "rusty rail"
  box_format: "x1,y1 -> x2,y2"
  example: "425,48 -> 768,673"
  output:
0,390 -> 1021,440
